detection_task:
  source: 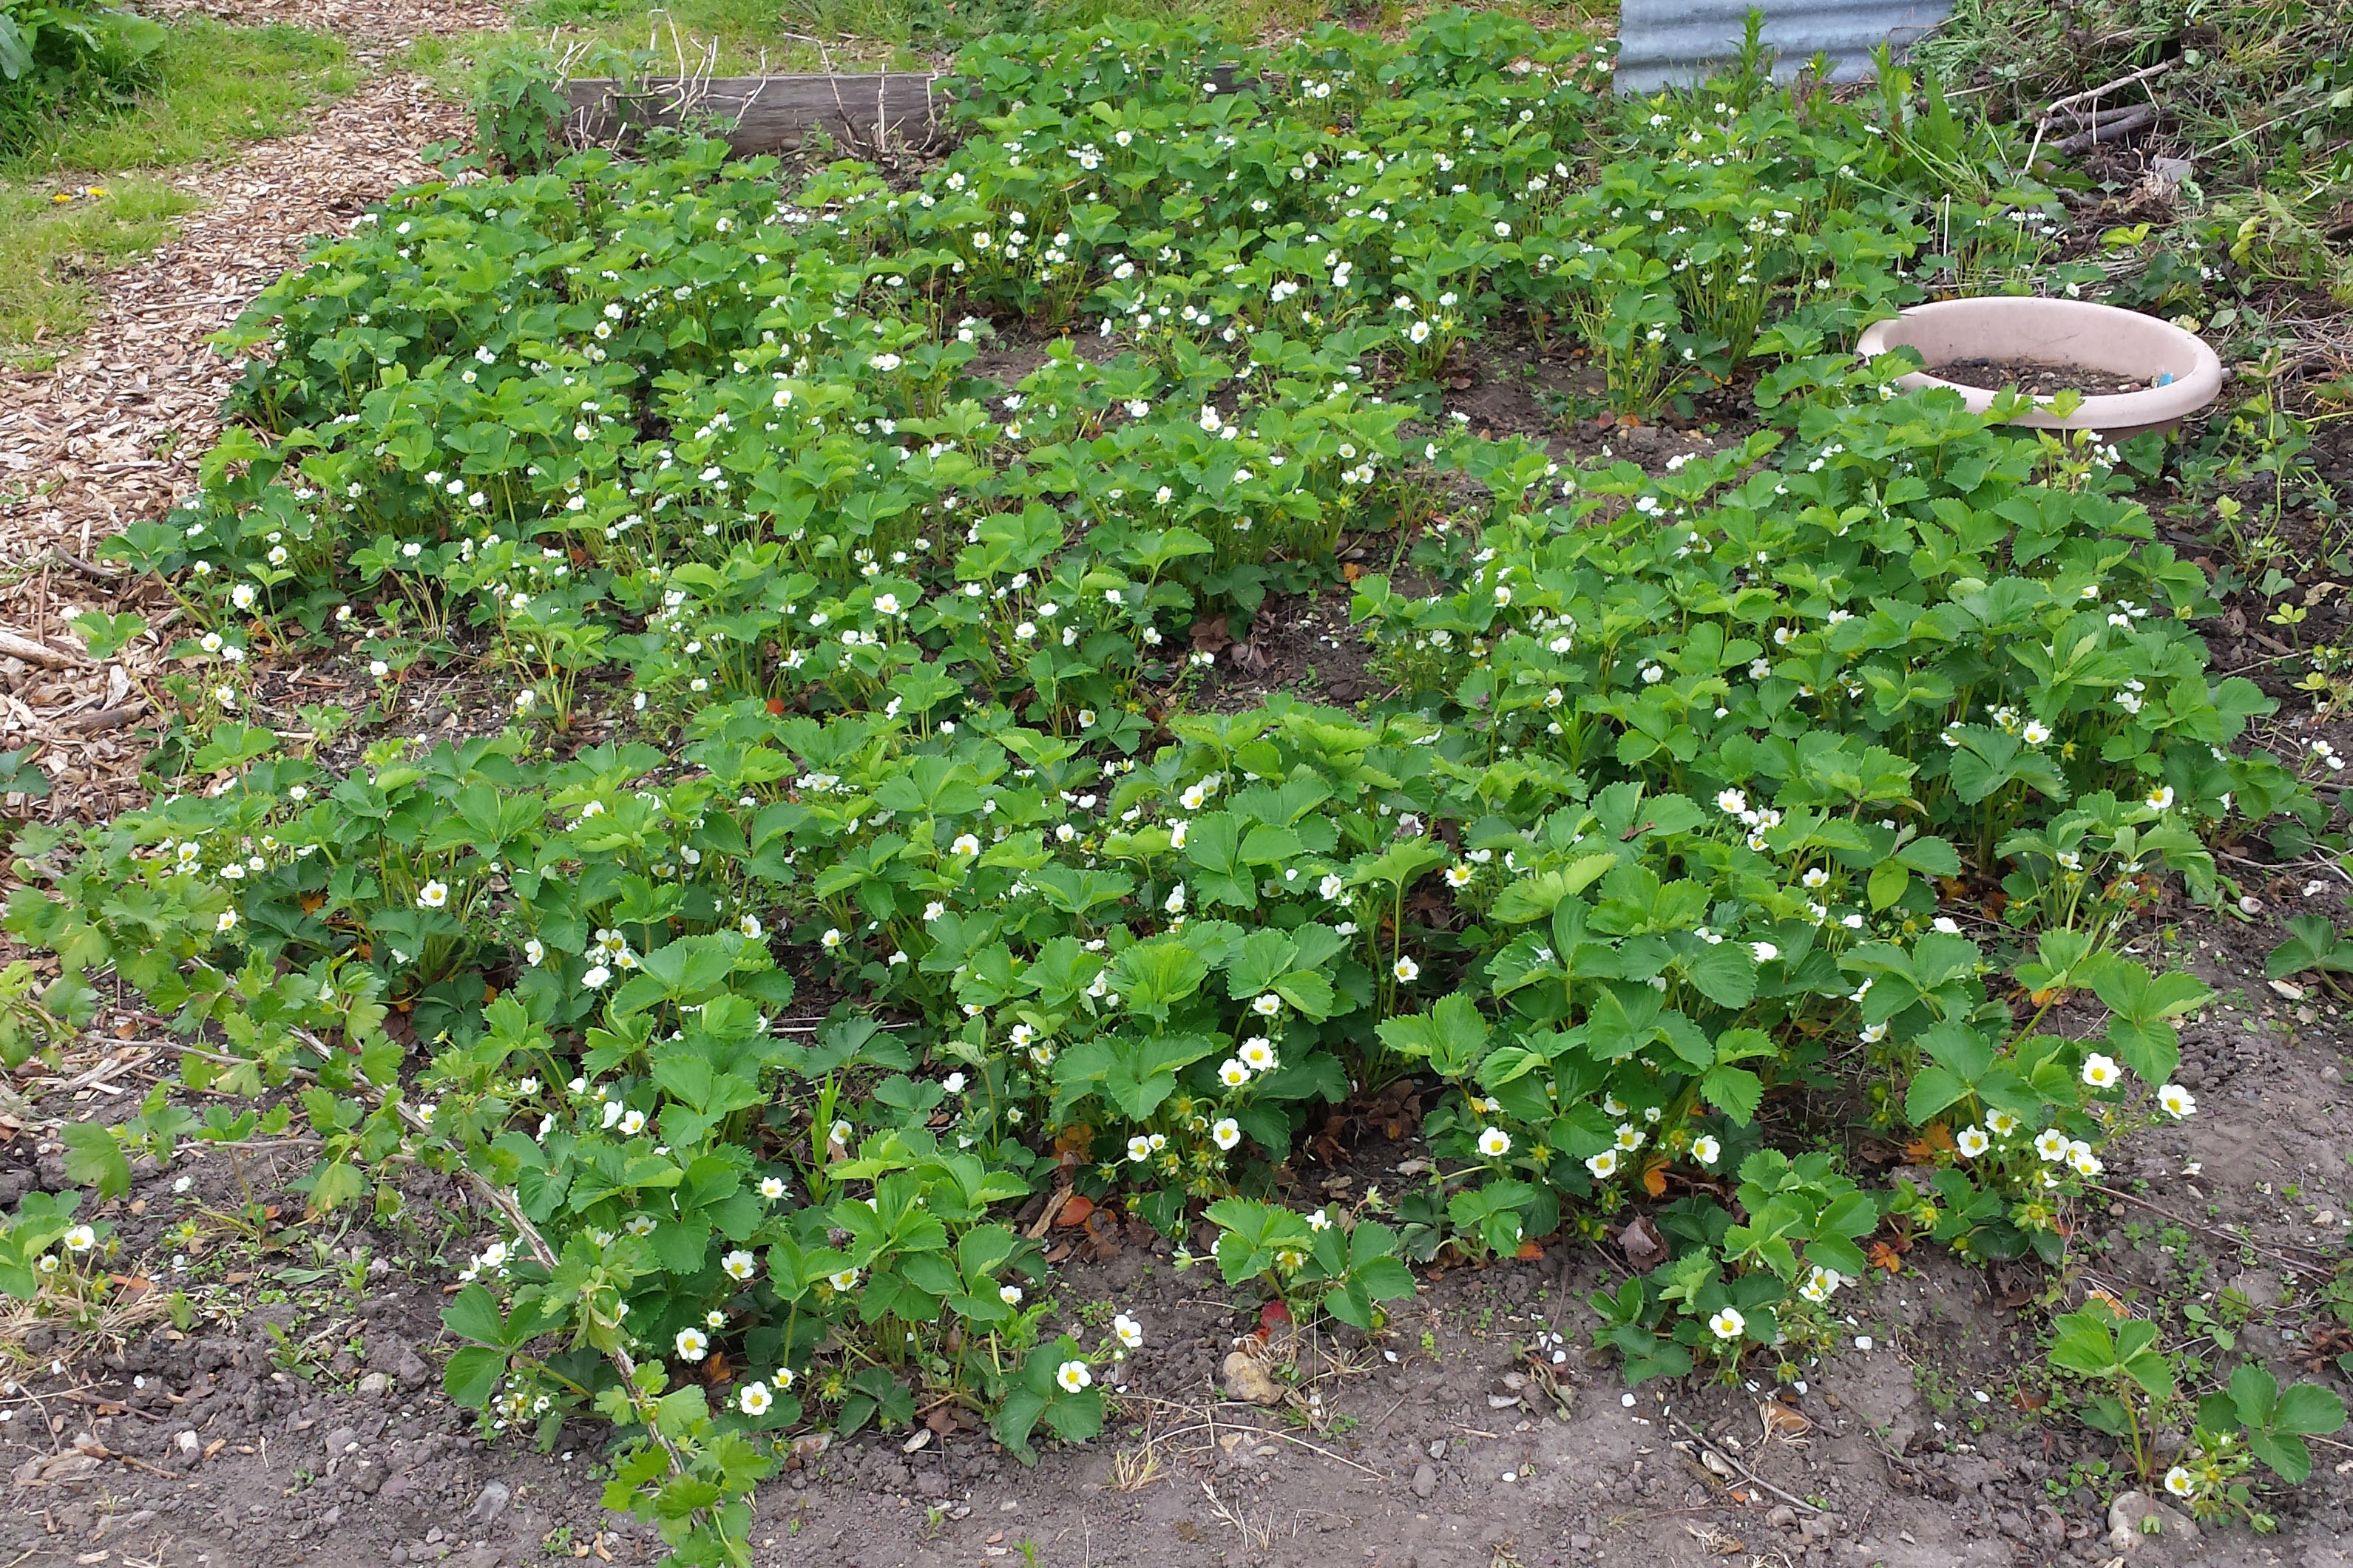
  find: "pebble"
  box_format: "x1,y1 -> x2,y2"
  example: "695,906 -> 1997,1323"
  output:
359,1371 -> 392,1397
467,1479 -> 512,1523
2107,1490 -> 2200,1557
1219,1349 -> 1283,1405
1411,1462 -> 1437,1499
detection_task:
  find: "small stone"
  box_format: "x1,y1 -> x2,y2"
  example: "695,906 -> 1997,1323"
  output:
1766,1504 -> 1798,1530
1219,1349 -> 1283,1405
467,1479 -> 511,1523
2107,1490 -> 2199,1556
12,1451 -> 102,1487
359,1371 -> 392,1398
1569,1535 -> 1594,1550
1412,1462 -> 1438,1499
2227,1271 -> 2282,1310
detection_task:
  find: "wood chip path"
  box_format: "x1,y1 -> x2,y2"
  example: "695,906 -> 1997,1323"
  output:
0,0 -> 497,819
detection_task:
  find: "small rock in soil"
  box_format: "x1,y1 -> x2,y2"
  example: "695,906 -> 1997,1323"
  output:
467,1479 -> 511,1522
1219,1348 -> 1283,1405
1412,1462 -> 1437,1499
12,1450 -> 102,1487
2107,1491 -> 2199,1556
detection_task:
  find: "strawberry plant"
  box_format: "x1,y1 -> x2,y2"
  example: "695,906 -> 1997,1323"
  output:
4,14 -> 2336,1565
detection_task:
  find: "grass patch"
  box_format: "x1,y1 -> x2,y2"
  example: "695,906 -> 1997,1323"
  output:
0,18 -> 355,367
1912,0 -> 2353,299
6,20 -> 356,180
0,179 -> 199,369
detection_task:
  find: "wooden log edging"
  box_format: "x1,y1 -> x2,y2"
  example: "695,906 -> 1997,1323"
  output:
561,72 -> 954,156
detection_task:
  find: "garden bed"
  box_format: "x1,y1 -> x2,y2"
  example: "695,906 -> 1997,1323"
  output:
2,12 -> 2351,1568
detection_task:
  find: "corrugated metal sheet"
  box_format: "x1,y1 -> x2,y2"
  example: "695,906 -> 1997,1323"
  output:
1614,0 -> 1954,92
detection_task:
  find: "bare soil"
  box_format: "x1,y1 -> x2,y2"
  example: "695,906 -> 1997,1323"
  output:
1932,358 -> 2159,398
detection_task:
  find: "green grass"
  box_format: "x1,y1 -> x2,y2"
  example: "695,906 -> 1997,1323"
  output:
0,179 -> 200,368
1910,0 -> 2353,296
0,19 -> 355,367
7,20 -> 356,180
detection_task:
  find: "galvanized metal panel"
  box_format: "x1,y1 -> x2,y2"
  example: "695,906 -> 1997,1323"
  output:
1614,0 -> 1954,92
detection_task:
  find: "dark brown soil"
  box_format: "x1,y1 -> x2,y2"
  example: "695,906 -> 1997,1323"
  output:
1932,358 -> 2157,397
1193,583 -> 1378,712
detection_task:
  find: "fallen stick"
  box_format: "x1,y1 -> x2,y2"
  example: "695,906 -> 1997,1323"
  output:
2059,104 -> 2157,154
2042,60 -> 2173,121
2052,103 -> 2153,132
0,630 -> 87,668
57,702 -> 145,736
1668,1414 -> 1823,1516
2025,60 -> 2173,171
47,548 -> 123,585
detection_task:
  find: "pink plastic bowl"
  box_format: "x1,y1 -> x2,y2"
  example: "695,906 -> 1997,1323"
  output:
1856,297 -> 2224,440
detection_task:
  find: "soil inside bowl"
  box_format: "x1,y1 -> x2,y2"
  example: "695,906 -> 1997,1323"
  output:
1932,356 -> 2159,396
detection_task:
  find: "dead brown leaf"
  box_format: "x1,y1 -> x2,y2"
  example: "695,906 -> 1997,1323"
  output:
1617,1213 -> 1668,1272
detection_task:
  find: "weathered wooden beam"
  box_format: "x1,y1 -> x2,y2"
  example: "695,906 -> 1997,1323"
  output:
562,73 -> 953,155
561,65 -> 1254,157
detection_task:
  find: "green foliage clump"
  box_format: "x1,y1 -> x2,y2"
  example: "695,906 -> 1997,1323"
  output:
1,13 -> 2335,1564
0,0 -> 162,157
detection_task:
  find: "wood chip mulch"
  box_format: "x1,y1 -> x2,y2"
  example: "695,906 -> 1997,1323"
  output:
150,0 -> 507,46
0,41 -> 478,821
